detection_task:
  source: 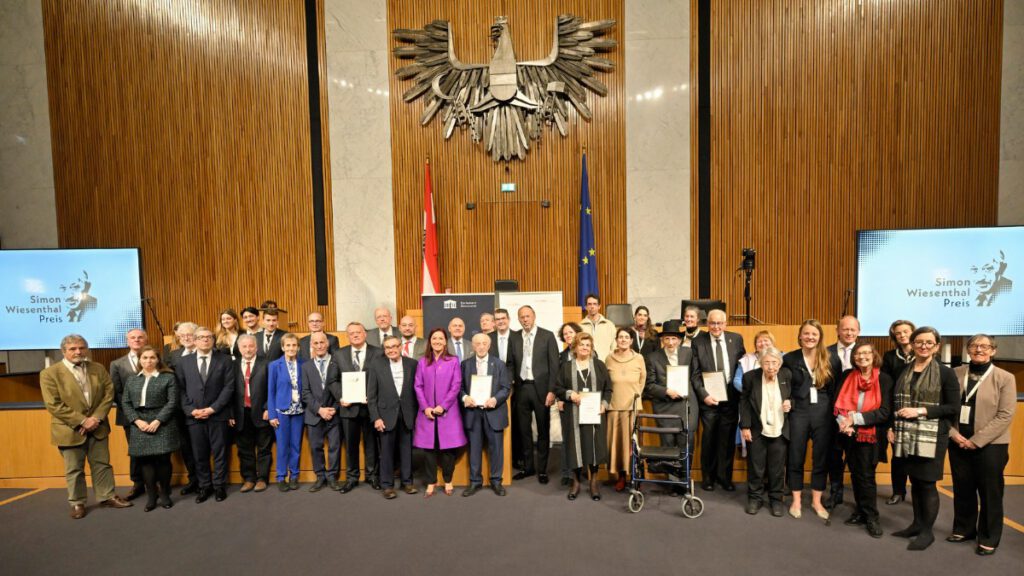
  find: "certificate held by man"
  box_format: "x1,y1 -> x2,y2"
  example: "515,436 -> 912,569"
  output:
470,375 -> 492,406
341,371 -> 367,404
702,371 -> 728,403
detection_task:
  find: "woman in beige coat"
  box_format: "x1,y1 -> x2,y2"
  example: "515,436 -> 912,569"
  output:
604,327 -> 647,492
948,334 -> 1017,556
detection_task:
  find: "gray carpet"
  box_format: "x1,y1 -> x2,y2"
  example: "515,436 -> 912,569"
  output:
1003,486 -> 1024,521
0,488 -> 30,501
1,479 -> 1021,575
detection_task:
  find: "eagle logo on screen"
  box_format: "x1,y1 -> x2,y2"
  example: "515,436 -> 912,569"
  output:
971,251 -> 1013,307
392,15 -> 617,162
59,270 -> 98,322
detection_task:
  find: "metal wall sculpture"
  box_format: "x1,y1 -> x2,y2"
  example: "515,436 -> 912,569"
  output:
392,15 -> 617,162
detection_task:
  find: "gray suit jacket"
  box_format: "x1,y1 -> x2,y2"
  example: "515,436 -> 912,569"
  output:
109,353 -> 138,426
400,337 -> 427,360
447,338 -> 471,362
301,355 -> 341,426
366,326 -> 398,348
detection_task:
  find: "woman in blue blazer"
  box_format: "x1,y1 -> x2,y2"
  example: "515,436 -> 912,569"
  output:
267,333 -> 305,491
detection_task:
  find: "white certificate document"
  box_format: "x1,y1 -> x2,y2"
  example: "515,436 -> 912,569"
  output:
341,372 -> 367,404
579,392 -> 601,425
703,371 -> 728,403
667,365 -> 689,398
470,375 -> 492,405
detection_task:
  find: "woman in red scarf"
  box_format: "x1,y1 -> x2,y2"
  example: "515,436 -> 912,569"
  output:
834,342 -> 893,538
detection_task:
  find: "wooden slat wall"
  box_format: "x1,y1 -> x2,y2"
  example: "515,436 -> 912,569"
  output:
386,0 -> 625,313
42,0 -> 336,354
690,0 -> 1003,326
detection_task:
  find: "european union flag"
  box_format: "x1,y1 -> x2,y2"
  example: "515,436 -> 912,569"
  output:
577,152 -> 598,308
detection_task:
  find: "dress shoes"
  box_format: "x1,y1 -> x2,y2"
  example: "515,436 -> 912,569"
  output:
310,478 -> 327,493
125,484 -> 146,501
288,476 -> 299,491
614,476 -> 627,492
462,484 -> 481,497
278,481 -> 289,492
892,525 -> 921,538
160,497 -> 173,509
866,519 -> 883,538
885,494 -> 905,505
491,482 -> 506,496
339,480 -> 358,494
144,500 -> 158,512
770,503 -> 785,517
844,513 -> 866,526
195,488 -> 212,503
70,504 -> 87,520
214,488 -> 227,502
370,478 -> 382,491
179,483 -> 199,496
567,479 -> 581,501
329,479 -> 342,491
976,545 -> 996,556
945,533 -> 975,543
240,481 -> 255,493
253,480 -> 268,492
100,495 -> 133,509
382,488 -> 397,500
512,470 -> 535,481
538,473 -> 549,485
719,482 -> 736,492
701,481 -> 715,492
745,500 -> 763,515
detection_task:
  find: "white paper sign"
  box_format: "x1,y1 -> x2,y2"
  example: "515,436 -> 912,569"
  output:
667,365 -> 689,398
579,392 -> 601,425
341,372 -> 367,404
470,375 -> 492,405
703,371 -> 728,403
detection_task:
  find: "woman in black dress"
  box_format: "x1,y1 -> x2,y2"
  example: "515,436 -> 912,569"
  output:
890,326 -> 960,551
630,305 -> 659,355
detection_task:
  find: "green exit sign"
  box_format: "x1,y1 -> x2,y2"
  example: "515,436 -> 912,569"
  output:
500,182 -> 516,193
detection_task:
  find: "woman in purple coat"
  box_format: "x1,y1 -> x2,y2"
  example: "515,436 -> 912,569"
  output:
414,328 -> 467,497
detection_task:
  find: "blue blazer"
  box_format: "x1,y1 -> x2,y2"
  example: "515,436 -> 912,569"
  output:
459,354 -> 511,431
267,356 -> 305,418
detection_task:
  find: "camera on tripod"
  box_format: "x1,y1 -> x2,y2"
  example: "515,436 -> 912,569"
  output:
741,247 -> 756,271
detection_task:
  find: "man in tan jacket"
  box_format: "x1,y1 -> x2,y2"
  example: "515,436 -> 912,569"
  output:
39,334 -> 132,519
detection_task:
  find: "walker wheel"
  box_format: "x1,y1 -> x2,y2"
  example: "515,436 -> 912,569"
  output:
681,496 -> 704,518
628,492 -> 645,513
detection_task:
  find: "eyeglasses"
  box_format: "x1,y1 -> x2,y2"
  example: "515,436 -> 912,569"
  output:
195,335 -> 213,340
912,340 -> 936,348
968,344 -> 994,352
708,321 -> 726,327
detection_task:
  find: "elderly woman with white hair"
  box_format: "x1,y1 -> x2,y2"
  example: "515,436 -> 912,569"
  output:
739,346 -> 791,517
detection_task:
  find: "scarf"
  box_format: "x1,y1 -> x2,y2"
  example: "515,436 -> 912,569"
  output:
834,368 -> 881,443
893,358 -> 942,459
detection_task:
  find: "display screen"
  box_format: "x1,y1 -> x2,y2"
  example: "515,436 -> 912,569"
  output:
856,227 -> 1024,336
0,248 -> 144,350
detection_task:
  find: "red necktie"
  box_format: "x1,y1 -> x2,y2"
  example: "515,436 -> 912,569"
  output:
244,360 -> 252,407
403,340 -> 411,357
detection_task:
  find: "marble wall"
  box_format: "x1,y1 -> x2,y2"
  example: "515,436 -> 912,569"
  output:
624,0 -> 691,323
323,0 -> 398,326
0,0 -> 57,250
999,1 -> 1023,359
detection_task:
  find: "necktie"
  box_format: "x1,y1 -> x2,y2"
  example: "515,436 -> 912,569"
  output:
500,336 -> 507,361
525,332 -> 532,352
715,338 -> 726,374
354,350 -> 361,370
200,356 -> 209,383
265,333 -> 271,353
129,354 -> 137,372
244,360 -> 252,407
843,347 -> 851,368
455,340 -> 463,359
403,340 -> 411,357
318,358 -> 327,381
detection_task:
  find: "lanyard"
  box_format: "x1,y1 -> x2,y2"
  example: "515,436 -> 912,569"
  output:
962,365 -> 993,403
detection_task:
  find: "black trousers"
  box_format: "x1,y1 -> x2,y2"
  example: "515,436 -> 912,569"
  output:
188,419 -> 229,489
379,420 -> 413,488
842,436 -> 879,520
235,410 -> 274,482
341,415 -> 379,482
466,415 -> 504,485
515,382 -> 550,474
121,426 -> 143,485
307,418 -> 341,481
175,410 -> 197,485
908,478 -> 940,537
950,443 -> 1008,548
137,454 -> 172,504
422,424 -> 458,484
890,455 -> 909,497
787,405 -> 834,491
699,402 -> 738,485
748,433 -> 787,504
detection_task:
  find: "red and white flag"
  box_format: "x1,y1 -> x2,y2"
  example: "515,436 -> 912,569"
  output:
421,161 -> 440,296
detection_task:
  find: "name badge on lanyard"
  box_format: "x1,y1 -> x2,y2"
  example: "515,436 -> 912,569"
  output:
959,366 -> 992,425
810,387 -> 818,405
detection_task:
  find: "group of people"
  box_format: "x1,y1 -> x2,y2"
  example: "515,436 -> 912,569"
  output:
38,298 -> 1016,556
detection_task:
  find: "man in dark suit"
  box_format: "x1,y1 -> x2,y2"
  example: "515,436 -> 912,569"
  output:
256,309 -> 284,362
366,307 -> 397,348
299,311 -> 340,361
328,322 -> 382,492
691,309 -> 746,491
302,332 -> 342,492
488,308 -> 515,364
508,305 -> 559,484
368,335 -> 419,499
447,317 -> 470,361
109,328 -> 148,499
231,334 -> 273,493
398,315 -> 427,360
164,321 -> 199,494
460,333 -> 511,496
825,314 -> 860,509
240,306 -> 261,335
643,320 -> 699,462
176,327 -> 235,503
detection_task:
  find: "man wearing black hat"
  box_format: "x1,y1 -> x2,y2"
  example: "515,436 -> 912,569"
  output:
642,319 -> 699,491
